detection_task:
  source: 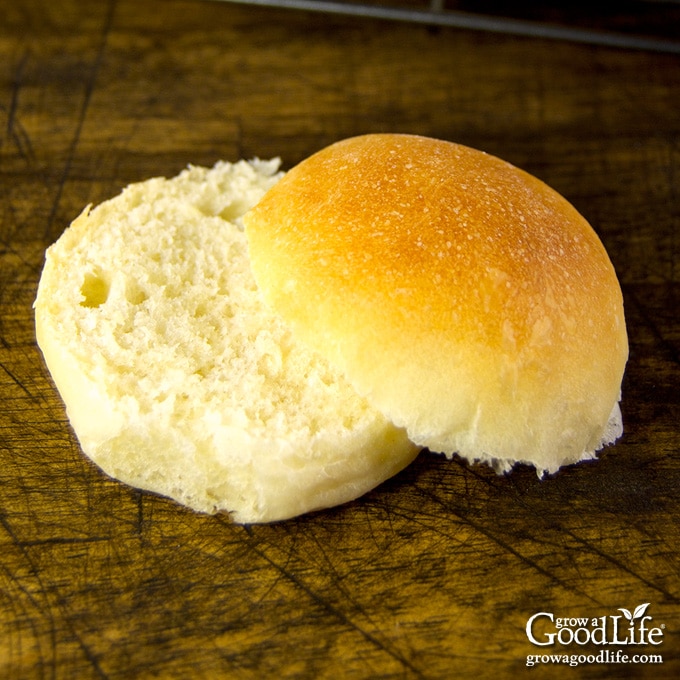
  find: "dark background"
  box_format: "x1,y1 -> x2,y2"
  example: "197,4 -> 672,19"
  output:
1,1 -> 679,677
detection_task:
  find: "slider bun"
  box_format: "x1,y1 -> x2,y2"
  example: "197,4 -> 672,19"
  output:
34,159 -> 419,523
244,134 -> 628,474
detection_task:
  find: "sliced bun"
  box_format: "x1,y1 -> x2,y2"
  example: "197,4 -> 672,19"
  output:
244,134 -> 628,474
34,159 -> 419,523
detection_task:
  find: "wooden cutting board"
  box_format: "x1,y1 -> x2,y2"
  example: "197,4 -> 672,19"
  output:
1,1 -> 679,677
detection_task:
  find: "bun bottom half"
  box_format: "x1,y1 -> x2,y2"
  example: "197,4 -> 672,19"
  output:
35,160 -> 419,523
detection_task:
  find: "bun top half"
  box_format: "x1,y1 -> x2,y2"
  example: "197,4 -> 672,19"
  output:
244,134 -> 628,474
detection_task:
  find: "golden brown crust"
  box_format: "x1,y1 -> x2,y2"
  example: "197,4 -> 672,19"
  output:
244,134 -> 628,472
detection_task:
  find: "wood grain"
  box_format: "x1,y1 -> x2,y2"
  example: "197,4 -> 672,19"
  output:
1,0 -> 679,677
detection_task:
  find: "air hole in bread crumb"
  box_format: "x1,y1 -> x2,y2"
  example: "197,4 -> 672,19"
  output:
125,283 -> 148,306
218,202 -> 248,222
80,271 -> 110,308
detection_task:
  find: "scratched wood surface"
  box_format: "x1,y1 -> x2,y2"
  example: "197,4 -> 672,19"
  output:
1,1 -> 679,678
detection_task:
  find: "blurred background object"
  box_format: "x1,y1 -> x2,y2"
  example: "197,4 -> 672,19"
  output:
214,0 -> 680,52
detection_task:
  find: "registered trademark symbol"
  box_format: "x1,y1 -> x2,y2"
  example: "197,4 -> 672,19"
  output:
661,624 -> 666,629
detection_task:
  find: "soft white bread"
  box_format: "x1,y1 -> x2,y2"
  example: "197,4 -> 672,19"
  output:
244,134 -> 628,475
34,159 -> 419,523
